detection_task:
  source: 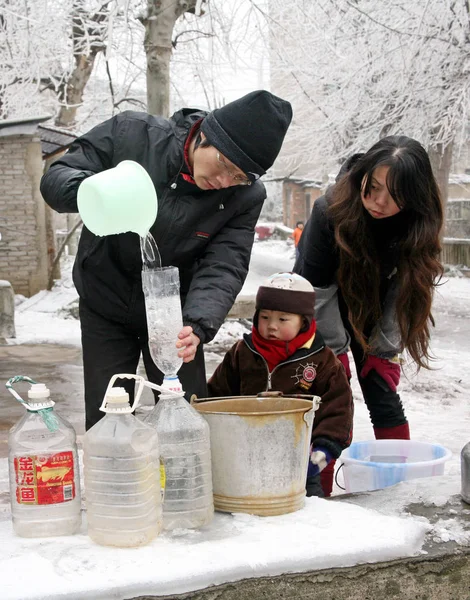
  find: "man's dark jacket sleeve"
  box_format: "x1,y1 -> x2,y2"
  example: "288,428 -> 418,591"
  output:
40,111 -> 265,345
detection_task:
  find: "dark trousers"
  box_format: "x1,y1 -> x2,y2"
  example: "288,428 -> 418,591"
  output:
79,299 -> 208,430
349,333 -> 407,428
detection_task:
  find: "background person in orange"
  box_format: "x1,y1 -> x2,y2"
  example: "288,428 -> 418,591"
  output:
292,221 -> 304,259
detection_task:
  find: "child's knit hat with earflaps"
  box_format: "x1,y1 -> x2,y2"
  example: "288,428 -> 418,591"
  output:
254,272 -> 316,330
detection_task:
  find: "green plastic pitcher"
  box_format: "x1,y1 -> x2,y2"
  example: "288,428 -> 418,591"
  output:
77,160 -> 158,237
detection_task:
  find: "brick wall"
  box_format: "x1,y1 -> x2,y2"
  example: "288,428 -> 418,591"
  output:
283,181 -> 322,227
0,134 -> 48,296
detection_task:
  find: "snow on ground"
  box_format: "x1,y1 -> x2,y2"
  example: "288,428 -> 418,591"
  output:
0,491 -> 429,600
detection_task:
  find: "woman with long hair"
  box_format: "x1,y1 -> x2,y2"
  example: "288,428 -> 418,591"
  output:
295,135 -> 444,496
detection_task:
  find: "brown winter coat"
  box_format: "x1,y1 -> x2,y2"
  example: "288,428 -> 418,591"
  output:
208,332 -> 353,458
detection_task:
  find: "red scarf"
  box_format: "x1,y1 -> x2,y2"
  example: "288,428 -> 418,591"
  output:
251,320 -> 317,372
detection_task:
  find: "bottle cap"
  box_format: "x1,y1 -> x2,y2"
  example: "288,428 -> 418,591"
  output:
100,374 -> 146,413
27,383 -> 55,409
161,376 -> 184,395
106,387 -> 129,403
101,386 -> 133,413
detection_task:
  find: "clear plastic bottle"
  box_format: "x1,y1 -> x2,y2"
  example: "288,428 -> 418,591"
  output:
83,383 -> 162,547
461,441 -> 470,504
8,382 -> 81,537
145,376 -> 214,530
142,266 -> 183,376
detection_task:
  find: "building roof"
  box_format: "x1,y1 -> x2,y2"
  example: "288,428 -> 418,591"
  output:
283,176 -> 323,189
0,116 -> 77,158
38,124 -> 77,159
0,115 -> 51,138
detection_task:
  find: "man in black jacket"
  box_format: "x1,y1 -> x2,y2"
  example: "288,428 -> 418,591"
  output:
40,90 -> 292,429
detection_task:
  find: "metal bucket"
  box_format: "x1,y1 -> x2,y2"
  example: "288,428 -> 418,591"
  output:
193,394 -> 319,516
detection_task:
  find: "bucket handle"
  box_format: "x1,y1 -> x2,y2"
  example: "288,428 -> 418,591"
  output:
334,462 -> 346,491
191,391 -> 320,404
257,391 -> 318,401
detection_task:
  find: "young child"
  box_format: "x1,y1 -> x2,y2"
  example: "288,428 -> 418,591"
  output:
208,272 -> 353,497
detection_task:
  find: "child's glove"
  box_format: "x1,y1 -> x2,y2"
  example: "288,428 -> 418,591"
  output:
307,445 -> 333,478
337,352 -> 351,379
360,355 -> 401,392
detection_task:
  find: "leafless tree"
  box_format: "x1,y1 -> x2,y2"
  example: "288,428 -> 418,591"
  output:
265,0 -> 470,204
136,0 -> 206,116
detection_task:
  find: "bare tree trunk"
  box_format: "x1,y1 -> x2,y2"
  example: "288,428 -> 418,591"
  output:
45,205 -> 60,281
66,213 -> 80,255
428,141 -> 453,235
43,156 -> 61,281
55,54 -> 100,128
142,0 -> 198,116
55,1 -> 108,128
47,217 -> 83,290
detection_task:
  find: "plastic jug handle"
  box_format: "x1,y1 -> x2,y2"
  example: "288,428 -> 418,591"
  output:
144,380 -> 184,397
101,373 -> 146,413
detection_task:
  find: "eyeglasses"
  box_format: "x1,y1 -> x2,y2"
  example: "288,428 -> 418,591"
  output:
216,152 -> 252,186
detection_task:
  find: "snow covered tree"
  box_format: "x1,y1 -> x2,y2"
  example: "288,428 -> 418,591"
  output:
266,0 -> 470,203
137,0 -> 206,116
0,0 -> 132,127
0,0 -> 61,118
52,0 -> 112,128
169,0 -> 268,111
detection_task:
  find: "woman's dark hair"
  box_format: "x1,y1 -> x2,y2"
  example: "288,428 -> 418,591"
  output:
329,135 -> 443,369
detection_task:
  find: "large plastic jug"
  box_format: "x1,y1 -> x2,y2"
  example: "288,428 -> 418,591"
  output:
6,376 -> 81,537
83,375 -> 162,547
145,376 -> 214,530
77,160 -> 158,237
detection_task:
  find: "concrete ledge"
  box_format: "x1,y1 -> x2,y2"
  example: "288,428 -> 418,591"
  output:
0,280 -> 15,338
133,487 -> 470,600
135,549 -> 470,599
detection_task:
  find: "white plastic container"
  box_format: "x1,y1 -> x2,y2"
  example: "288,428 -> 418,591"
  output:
144,376 -> 214,530
8,381 -> 81,537
77,160 -> 158,237
83,376 -> 162,547
340,439 -> 452,493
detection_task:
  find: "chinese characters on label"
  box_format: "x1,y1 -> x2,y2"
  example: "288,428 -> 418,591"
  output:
14,452 -> 75,505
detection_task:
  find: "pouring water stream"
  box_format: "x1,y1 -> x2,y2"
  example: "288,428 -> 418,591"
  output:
140,232 -> 162,270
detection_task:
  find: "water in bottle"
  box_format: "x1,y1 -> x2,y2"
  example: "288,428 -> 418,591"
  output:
142,265 -> 183,376
145,376 -> 214,530
7,376 -> 81,537
142,265 -> 214,529
83,379 -> 162,547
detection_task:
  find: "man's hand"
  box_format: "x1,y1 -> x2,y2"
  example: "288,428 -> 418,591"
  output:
176,326 -> 200,363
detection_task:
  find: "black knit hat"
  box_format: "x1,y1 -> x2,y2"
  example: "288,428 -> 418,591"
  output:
201,90 -> 293,180
255,272 -> 316,323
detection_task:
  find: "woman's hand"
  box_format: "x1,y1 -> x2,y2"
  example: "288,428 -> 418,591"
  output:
176,326 -> 200,363
360,355 -> 401,392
